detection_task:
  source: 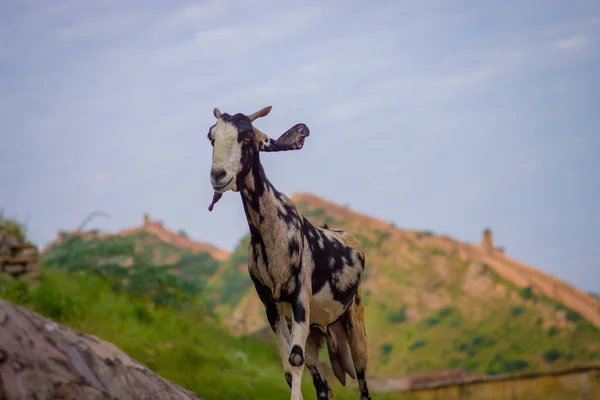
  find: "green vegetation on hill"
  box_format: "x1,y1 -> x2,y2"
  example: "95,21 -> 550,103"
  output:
0,268 -> 384,400
209,198 -> 600,378
41,233 -> 220,310
206,235 -> 253,312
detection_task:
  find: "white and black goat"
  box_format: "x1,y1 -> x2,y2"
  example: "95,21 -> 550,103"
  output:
206,106 -> 371,400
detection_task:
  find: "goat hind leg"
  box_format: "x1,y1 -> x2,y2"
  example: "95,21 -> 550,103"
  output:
306,328 -> 333,400
341,291 -> 371,400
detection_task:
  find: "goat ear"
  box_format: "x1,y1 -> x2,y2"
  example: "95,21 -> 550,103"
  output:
256,123 -> 310,152
247,105 -> 272,122
213,108 -> 222,119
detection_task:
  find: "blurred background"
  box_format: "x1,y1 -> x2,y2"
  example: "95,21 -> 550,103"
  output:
1,1 -> 599,399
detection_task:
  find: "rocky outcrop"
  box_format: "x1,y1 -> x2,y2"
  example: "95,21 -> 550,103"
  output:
0,298 -> 203,400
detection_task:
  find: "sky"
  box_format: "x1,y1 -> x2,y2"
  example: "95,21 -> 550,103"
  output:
1,0 -> 599,292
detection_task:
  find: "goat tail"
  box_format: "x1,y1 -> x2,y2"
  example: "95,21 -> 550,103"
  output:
326,319 -> 357,386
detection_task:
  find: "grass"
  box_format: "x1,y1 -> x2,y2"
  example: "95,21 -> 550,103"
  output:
365,279 -> 600,377
0,267 -> 386,400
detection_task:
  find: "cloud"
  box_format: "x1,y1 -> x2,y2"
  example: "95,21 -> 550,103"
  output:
317,27 -> 597,125
554,34 -> 589,50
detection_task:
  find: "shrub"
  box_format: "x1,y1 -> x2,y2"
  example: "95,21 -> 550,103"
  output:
422,316 -> 440,327
510,306 -> 524,316
456,334 -> 496,358
409,339 -> 426,350
387,305 -> 407,323
437,306 -> 454,318
519,286 -> 534,300
507,360 -> 530,373
547,326 -> 560,338
133,304 -> 155,324
431,248 -> 445,256
480,263 -> 490,275
565,310 -> 582,322
471,335 -> 496,347
543,349 -> 562,363
0,211 -> 28,242
486,354 -> 529,375
380,343 -> 393,356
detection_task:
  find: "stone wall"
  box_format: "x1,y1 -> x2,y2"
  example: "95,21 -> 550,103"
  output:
389,365 -> 600,400
0,236 -> 39,280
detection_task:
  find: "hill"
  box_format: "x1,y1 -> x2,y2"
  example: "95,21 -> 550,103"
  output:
4,212 -> 372,399
208,193 -> 600,378
41,213 -> 230,310
40,194 -> 600,380
42,213 -> 230,262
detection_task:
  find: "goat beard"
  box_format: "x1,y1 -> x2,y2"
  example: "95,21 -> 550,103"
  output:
208,192 -> 223,212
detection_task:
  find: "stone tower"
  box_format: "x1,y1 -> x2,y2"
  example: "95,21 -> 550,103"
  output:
143,213 -> 150,226
482,228 -> 494,255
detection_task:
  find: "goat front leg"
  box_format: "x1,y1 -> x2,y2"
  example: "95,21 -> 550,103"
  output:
264,302 -> 296,392
250,274 -> 297,395
288,289 -> 311,400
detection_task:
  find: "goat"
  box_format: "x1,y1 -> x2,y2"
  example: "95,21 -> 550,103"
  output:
205,105 -> 371,400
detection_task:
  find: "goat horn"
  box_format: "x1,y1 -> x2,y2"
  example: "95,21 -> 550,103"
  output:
247,105 -> 272,122
252,125 -> 269,143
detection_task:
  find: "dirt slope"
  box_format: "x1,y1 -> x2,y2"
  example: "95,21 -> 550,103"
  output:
291,192 -> 600,331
